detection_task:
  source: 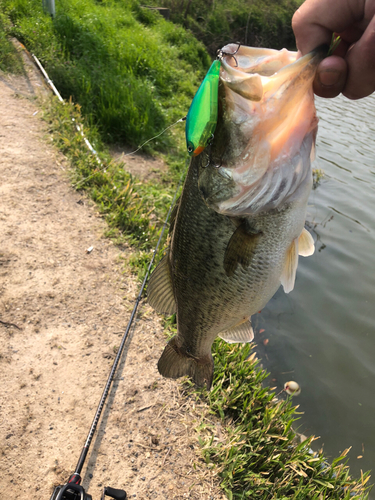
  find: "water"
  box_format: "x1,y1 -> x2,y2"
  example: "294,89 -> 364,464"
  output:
254,93 -> 375,483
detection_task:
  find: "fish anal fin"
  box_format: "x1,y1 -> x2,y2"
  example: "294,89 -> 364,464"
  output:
298,228 -> 315,257
281,239 -> 298,293
224,222 -> 262,277
158,337 -> 214,389
147,253 -> 176,315
219,317 -> 254,344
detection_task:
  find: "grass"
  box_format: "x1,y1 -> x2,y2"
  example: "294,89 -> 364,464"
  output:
0,11 -> 24,73
185,341 -> 372,499
144,0 -> 304,56
2,0 -> 210,149
41,96 -> 179,277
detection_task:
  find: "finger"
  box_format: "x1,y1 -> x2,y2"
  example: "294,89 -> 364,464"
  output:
313,56 -> 348,98
343,15 -> 375,99
292,0 -> 366,55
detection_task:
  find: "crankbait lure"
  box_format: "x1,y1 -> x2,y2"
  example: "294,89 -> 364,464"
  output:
185,59 -> 221,157
185,44 -> 240,157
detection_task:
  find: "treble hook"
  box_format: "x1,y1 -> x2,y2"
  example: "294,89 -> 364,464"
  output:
202,135 -> 214,168
217,42 -> 241,67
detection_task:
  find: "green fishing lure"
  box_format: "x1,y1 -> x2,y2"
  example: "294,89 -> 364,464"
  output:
185,60 -> 221,157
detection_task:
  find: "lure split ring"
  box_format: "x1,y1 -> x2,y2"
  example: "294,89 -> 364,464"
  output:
217,42 -> 241,67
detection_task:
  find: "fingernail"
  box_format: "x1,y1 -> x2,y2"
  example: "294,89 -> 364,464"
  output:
318,69 -> 341,87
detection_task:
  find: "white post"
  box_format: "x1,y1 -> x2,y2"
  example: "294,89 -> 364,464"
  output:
43,0 -> 55,18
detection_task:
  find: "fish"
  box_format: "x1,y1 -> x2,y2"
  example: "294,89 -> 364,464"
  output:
147,44 -> 325,389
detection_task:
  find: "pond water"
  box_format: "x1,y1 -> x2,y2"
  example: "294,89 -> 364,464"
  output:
254,93 -> 375,484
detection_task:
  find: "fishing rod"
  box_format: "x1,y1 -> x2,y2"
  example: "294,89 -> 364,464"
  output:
49,168 -> 185,500
26,45 -> 188,500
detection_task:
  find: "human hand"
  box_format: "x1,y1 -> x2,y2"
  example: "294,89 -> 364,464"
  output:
292,0 -> 375,99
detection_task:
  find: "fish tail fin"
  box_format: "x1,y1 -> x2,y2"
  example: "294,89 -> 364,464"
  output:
158,337 -> 214,389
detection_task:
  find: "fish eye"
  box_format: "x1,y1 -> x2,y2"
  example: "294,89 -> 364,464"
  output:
187,141 -> 195,155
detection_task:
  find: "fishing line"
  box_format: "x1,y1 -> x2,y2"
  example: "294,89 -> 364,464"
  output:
123,116 -> 186,156
73,116 -> 186,189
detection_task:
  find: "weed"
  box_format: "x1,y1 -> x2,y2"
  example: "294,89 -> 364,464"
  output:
0,12 -> 24,73
144,0 -> 304,56
41,96 -> 176,263
185,341 -> 372,499
2,0 -> 209,149
313,168 -> 325,190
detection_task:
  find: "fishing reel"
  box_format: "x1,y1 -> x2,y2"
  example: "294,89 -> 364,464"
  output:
50,475 -> 127,500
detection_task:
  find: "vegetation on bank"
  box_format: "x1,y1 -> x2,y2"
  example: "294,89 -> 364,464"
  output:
192,341 -> 371,499
0,1 -> 372,497
1,0 -> 209,150
0,11 -> 23,73
0,0 -> 304,152
145,0 -> 304,56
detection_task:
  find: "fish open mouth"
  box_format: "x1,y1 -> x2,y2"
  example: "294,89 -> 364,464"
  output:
198,44 -> 326,216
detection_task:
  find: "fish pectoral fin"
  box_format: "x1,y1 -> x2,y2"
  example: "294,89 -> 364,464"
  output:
224,222 -> 261,277
281,239 -> 298,293
147,253 -> 176,315
158,337 -> 214,390
219,318 -> 254,344
298,228 -> 315,257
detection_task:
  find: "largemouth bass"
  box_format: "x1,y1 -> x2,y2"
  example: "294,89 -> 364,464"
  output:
148,44 -> 325,389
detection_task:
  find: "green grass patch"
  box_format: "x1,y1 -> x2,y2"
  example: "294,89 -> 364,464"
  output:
144,0 -> 304,56
2,0 -> 210,148
0,11 -> 24,73
186,341 -> 372,499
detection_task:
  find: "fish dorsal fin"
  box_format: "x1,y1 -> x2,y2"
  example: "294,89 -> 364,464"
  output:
219,318 -> 254,344
147,253 -> 176,314
281,239 -> 298,293
298,228 -> 315,257
224,222 -> 262,277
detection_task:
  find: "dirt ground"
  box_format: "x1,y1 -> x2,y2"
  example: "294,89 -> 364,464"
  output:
0,53 -> 225,499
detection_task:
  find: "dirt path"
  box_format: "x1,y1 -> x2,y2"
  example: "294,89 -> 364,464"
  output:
0,58 -> 224,499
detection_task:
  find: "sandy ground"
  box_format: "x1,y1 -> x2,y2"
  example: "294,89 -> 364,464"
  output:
0,52 -> 225,499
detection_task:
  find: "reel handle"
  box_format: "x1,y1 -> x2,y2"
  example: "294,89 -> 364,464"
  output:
101,487 -> 127,500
